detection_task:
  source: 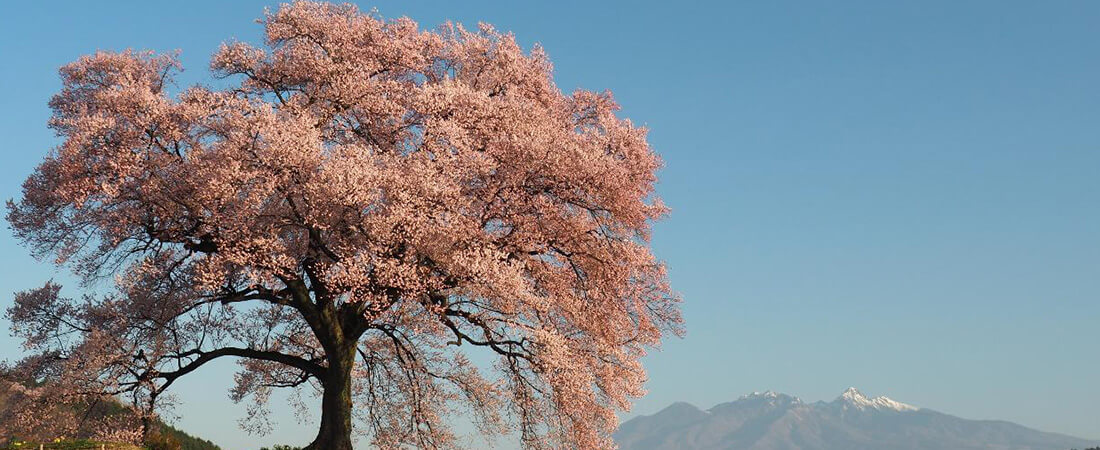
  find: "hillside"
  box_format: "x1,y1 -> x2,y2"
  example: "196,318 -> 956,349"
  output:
0,376 -> 219,450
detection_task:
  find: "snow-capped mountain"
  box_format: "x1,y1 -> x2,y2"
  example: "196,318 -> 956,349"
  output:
614,388 -> 1099,450
835,386 -> 917,412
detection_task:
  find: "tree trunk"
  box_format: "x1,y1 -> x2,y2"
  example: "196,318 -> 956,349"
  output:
140,415 -> 152,443
306,345 -> 356,450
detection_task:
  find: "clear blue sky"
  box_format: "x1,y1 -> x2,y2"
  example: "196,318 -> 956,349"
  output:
1,1 -> 1098,448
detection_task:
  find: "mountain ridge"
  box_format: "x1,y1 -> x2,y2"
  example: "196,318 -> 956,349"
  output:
615,388 -> 1099,450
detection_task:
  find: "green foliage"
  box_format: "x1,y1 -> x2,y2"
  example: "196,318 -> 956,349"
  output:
144,432 -> 181,450
154,424 -> 219,450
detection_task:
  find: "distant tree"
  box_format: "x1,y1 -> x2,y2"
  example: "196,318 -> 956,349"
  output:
5,1 -> 681,449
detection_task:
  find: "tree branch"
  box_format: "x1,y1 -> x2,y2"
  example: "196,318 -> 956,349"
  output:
156,346 -> 327,391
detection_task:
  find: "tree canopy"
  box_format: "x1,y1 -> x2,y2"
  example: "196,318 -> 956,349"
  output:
6,2 -> 681,448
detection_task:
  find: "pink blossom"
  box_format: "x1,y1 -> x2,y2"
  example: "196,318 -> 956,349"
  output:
6,2 -> 682,448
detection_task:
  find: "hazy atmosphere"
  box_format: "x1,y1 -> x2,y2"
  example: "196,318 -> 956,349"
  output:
1,1 -> 1098,449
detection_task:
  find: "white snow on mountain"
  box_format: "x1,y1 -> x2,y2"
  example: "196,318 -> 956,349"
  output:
836,387 -> 918,412
738,390 -> 801,402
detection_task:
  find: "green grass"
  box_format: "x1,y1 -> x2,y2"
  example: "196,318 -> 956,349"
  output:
0,439 -> 141,450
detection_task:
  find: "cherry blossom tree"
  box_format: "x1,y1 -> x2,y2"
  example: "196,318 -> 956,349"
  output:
5,2 -> 681,448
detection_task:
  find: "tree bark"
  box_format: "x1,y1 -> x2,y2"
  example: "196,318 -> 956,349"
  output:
140,415 -> 152,443
306,343 -> 356,450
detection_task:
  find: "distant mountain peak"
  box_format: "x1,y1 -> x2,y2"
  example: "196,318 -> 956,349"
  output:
840,385 -> 866,400
740,390 -> 778,399
835,387 -> 918,412
615,388 -> 1100,450
659,401 -> 705,416
733,390 -> 802,405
